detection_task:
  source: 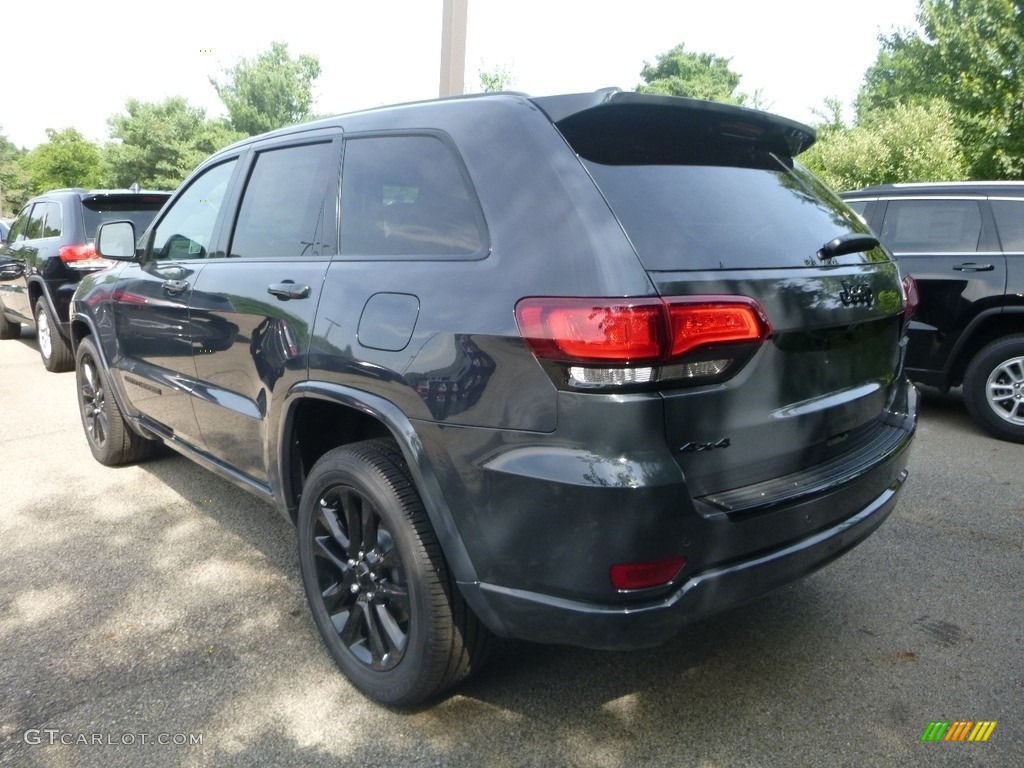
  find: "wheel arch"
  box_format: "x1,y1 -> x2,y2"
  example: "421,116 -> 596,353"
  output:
945,307 -> 1024,387
279,382 -> 484,590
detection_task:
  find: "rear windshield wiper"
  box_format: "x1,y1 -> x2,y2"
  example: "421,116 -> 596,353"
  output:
818,233 -> 880,260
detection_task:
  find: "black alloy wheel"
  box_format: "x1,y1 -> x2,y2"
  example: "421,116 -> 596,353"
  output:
297,439 -> 489,706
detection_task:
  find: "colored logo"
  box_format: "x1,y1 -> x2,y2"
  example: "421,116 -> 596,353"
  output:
921,721 -> 996,742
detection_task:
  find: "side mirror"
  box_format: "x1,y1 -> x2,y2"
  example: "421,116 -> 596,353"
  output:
96,221 -> 138,260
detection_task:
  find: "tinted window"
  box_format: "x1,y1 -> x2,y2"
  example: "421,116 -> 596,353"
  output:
25,204 -> 46,240
879,199 -> 982,253
42,202 -> 63,238
82,195 -> 168,240
990,199 -> 1024,251
6,206 -> 31,243
229,142 -> 334,258
151,160 -> 237,260
845,199 -> 869,216
339,136 -> 484,257
585,160 -> 873,270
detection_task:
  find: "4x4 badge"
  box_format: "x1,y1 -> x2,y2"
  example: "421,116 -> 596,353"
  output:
840,282 -> 874,306
680,438 -> 731,453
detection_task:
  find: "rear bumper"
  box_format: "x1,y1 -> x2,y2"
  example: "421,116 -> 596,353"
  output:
460,463 -> 909,649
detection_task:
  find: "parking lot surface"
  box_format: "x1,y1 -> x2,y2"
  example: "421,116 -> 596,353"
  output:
1,331 -> 1022,767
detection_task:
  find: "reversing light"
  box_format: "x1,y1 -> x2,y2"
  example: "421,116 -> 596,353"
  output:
610,556 -> 686,590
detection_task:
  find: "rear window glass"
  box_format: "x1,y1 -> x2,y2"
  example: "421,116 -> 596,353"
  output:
584,160 -> 874,270
83,195 -> 168,240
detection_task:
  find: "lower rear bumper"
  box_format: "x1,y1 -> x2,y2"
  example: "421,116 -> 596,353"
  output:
459,468 -> 907,650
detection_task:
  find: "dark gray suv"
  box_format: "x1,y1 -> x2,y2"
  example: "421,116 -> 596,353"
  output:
0,188 -> 170,370
70,90 -> 918,705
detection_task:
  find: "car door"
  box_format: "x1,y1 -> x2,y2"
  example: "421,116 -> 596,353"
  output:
110,157 -> 241,447
188,136 -> 340,484
877,197 -> 1007,376
0,202 -> 48,321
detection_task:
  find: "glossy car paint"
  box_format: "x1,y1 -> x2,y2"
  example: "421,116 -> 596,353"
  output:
72,92 -> 917,649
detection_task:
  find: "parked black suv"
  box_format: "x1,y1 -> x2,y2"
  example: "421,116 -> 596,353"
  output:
841,183 -> 1024,442
0,188 -> 170,370
71,91 -> 918,705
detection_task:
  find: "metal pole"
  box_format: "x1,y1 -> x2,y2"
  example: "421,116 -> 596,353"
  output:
439,0 -> 468,97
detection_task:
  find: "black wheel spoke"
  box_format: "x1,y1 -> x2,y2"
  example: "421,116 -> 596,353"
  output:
377,581 -> 409,613
321,578 -> 350,615
364,602 -> 391,666
316,498 -> 351,553
314,535 -> 350,574
373,602 -> 408,655
337,488 -> 363,557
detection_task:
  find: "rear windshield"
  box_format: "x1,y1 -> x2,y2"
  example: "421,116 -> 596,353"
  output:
82,195 -> 168,240
584,160 -> 877,271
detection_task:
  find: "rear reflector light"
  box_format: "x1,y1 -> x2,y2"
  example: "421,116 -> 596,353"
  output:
59,244 -> 97,263
515,296 -> 770,388
610,556 -> 686,590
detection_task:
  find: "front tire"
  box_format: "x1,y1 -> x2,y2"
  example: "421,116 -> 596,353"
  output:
75,336 -> 158,464
964,334 -> 1024,443
297,439 -> 489,706
36,298 -> 74,372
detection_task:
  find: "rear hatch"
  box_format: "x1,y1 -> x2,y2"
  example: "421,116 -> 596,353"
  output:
538,92 -> 909,508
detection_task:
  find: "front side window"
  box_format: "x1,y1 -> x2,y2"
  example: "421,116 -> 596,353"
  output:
5,206 -> 31,244
150,159 -> 238,261
880,199 -> 983,253
229,142 -> 335,258
339,135 -> 485,258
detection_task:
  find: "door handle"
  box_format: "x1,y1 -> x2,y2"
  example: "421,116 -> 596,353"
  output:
163,279 -> 190,296
953,263 -> 995,272
267,282 -> 311,300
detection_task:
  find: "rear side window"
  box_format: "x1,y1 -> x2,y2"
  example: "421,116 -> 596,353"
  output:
339,135 -> 485,258
584,160 -> 873,270
83,195 -> 168,240
42,202 -> 63,238
25,204 -> 47,240
230,141 -> 336,258
879,199 -> 982,253
990,199 -> 1024,251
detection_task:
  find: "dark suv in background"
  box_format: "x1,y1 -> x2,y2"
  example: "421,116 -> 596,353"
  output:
71,90 -> 917,705
0,187 -> 170,370
842,183 -> 1024,442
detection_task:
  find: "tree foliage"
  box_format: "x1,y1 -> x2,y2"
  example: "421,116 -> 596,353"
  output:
211,42 -> 322,136
0,131 -> 30,216
105,97 -> 242,190
478,65 -> 515,93
859,0 -> 1024,178
637,43 -> 743,102
19,128 -> 105,194
803,100 -> 968,190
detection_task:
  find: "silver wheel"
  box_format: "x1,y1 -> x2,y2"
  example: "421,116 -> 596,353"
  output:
36,304 -> 52,360
984,354 -> 1024,426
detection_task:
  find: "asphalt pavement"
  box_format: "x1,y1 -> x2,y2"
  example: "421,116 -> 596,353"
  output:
1,329 -> 1022,767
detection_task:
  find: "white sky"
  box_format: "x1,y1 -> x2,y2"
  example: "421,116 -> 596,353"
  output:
1,0 -> 921,150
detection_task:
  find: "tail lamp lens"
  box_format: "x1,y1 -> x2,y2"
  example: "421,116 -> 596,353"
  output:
515,296 -> 770,389
901,274 -> 919,322
610,556 -> 686,591
59,244 -> 97,263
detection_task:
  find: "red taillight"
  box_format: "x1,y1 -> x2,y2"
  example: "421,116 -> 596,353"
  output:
902,275 -> 919,322
515,296 -> 770,365
610,556 -> 686,590
59,244 -> 97,263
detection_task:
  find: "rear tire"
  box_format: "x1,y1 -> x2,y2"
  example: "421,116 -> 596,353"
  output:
963,334 -> 1024,443
297,438 -> 490,706
75,336 -> 158,464
36,298 -> 74,372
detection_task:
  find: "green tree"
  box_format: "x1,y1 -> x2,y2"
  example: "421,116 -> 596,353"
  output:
211,41 -> 322,136
803,100 -> 968,190
859,0 -> 1024,178
105,97 -> 242,190
478,64 -> 515,93
18,128 -> 105,194
637,43 -> 743,102
0,131 -> 30,216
